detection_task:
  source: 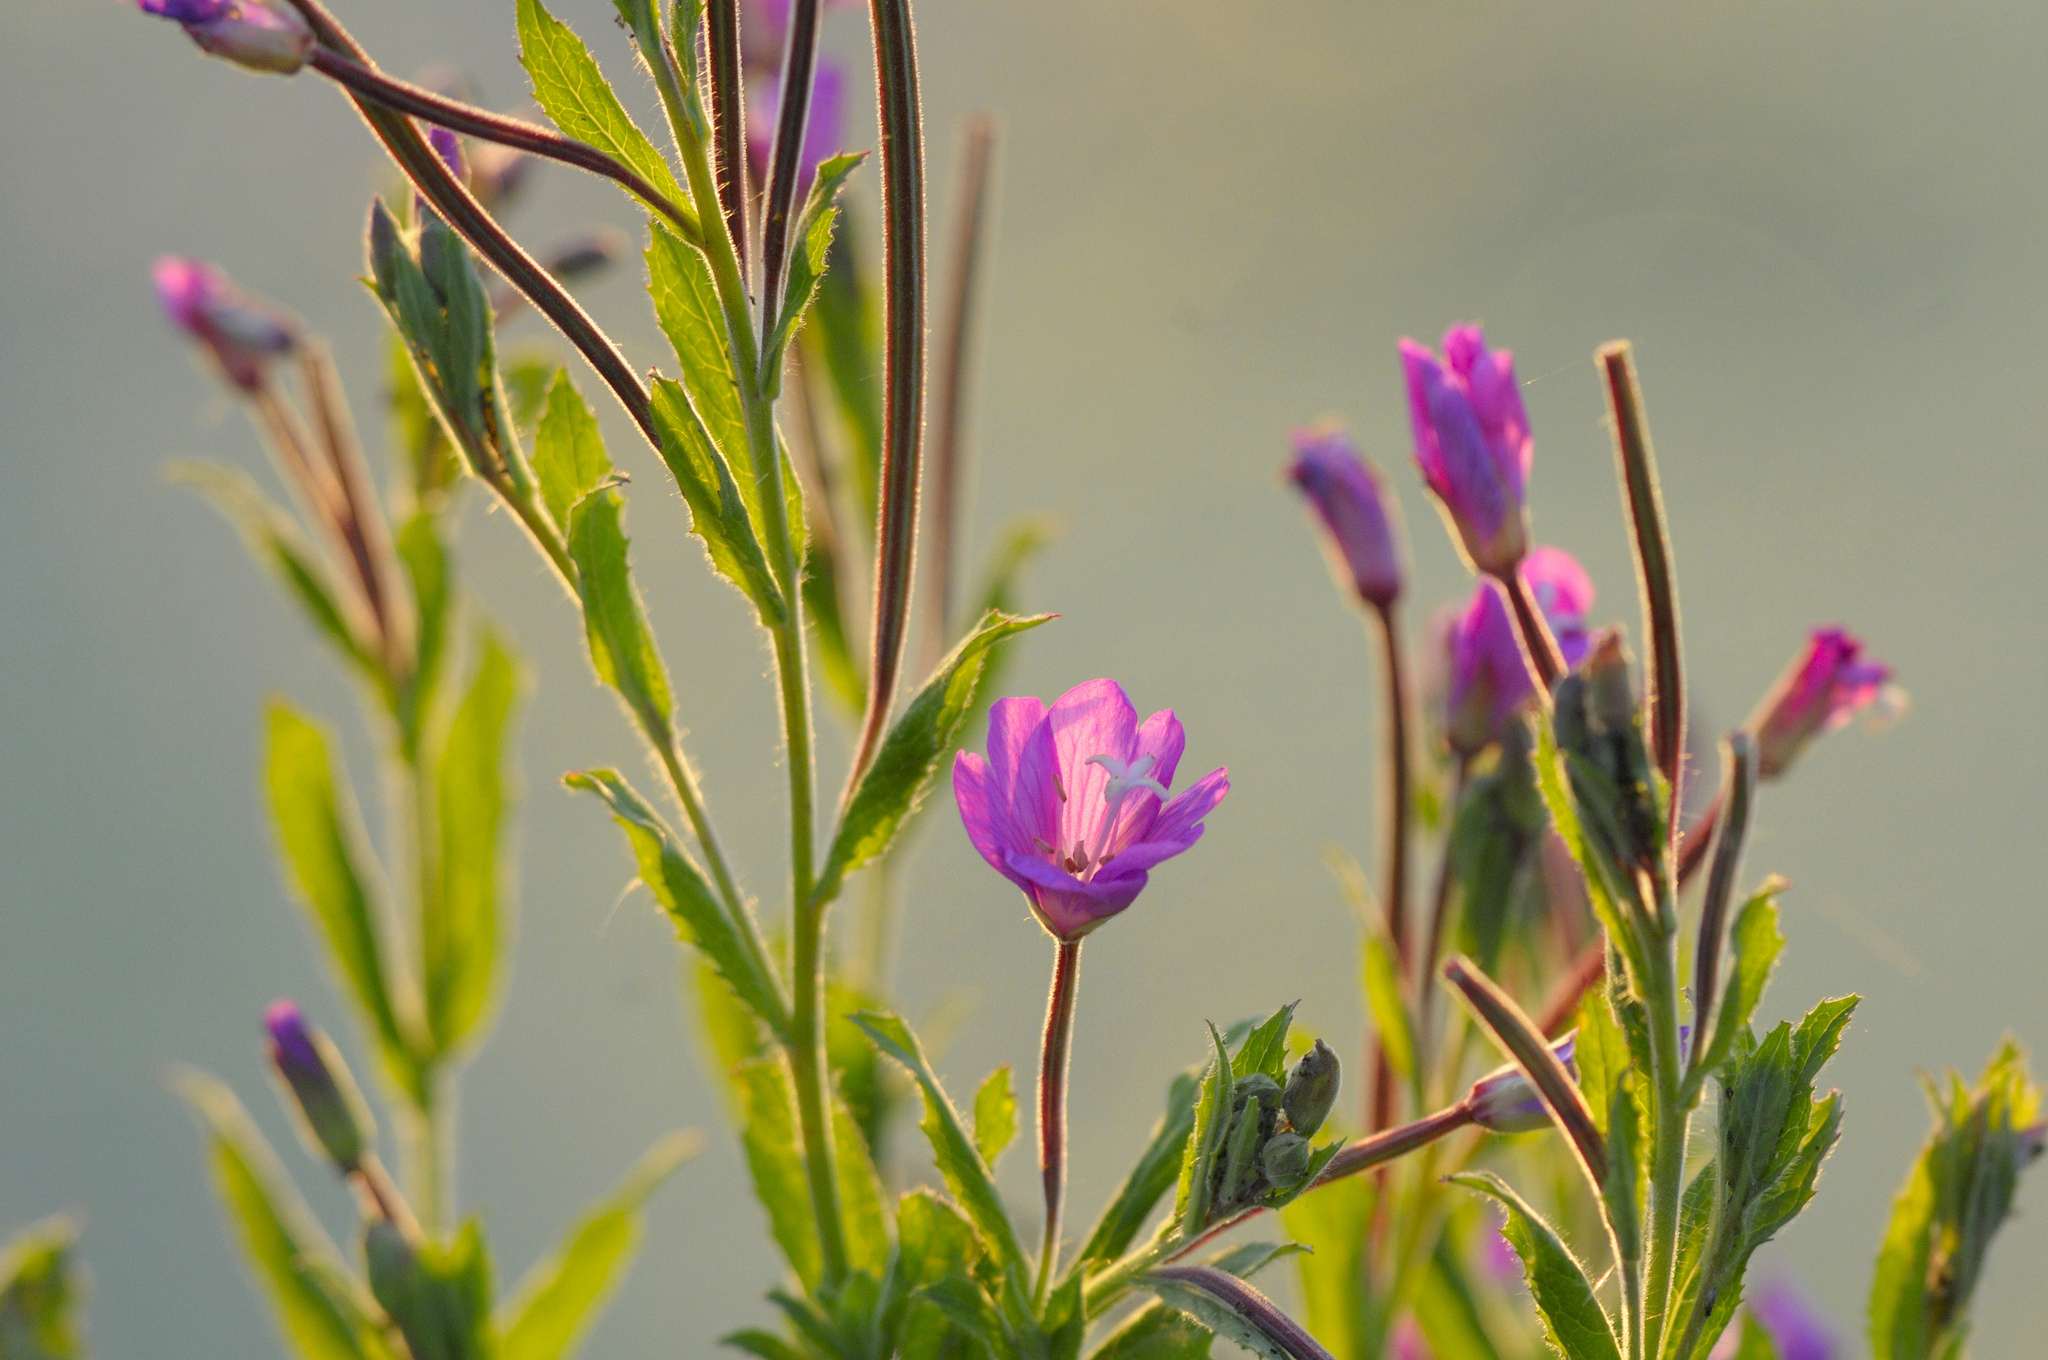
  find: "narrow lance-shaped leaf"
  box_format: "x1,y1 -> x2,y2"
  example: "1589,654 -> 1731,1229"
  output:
832,1086 -> 892,1280
565,769 -> 788,1041
515,0 -> 690,211
173,1070 -> 390,1360
1450,1172 -> 1622,1360
815,610 -> 1054,904
497,1130 -> 700,1360
1363,932 -> 1415,1082
973,1066 -> 1018,1169
645,227 -> 757,511
394,511 -> 451,739
647,378 -> 786,623
1178,1024 -> 1236,1235
0,1216 -> 85,1360
532,372 -> 614,534
426,630 -> 520,1055
565,490 -> 673,741
1690,883 -> 1784,1090
264,704 -> 416,1095
764,154 -> 866,383
733,1058 -> 823,1292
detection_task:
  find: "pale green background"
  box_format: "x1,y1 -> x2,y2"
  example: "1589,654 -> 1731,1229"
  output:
3,0 -> 2044,1355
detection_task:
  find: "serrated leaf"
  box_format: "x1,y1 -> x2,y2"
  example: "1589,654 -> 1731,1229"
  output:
764,153 -> 865,378
565,769 -> 786,1040
816,611 -> 1054,904
646,227 -> 757,512
264,703 -> 416,1094
532,372 -> 613,534
1177,1024 -> 1235,1233
1362,932 -> 1414,1081
973,1066 -> 1018,1169
426,630 -> 519,1055
566,490 -> 673,740
734,1057 -> 823,1291
173,462 -> 377,678
1076,1069 -> 1200,1268
647,378 -> 785,622
853,1010 -> 1028,1281
515,0 -> 690,215
498,1131 -> 697,1360
1234,1003 -> 1297,1083
1693,886 -> 1783,1087
1450,1172 -> 1621,1360
835,1090 -> 891,1280
174,1070 -> 389,1360
1576,987 -> 1630,1140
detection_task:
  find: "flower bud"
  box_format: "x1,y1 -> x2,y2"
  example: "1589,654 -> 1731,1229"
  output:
265,1000 -> 372,1173
1745,628 -> 1903,781
1260,1132 -> 1312,1189
153,256 -> 298,393
1553,630 -> 1665,887
1445,549 -> 1593,757
1282,1039 -> 1340,1138
137,0 -> 315,76
1287,423 -> 1405,607
1400,325 -> 1532,576
1467,1033 -> 1577,1133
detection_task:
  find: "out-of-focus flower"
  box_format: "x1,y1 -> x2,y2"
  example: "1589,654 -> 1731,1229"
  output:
745,59 -> 846,199
740,0 -> 860,72
426,125 -> 466,181
1479,1213 -> 1520,1283
264,1000 -> 372,1173
1745,628 -> 1903,780
1465,1033 -> 1577,1133
1400,324 -> 1533,576
1709,1280 -> 1837,1360
469,141 -> 533,211
1390,1314 -> 1433,1360
1287,422 -> 1405,607
953,679 -> 1229,941
153,256 -> 298,392
1444,548 -> 1593,756
137,0 -> 314,75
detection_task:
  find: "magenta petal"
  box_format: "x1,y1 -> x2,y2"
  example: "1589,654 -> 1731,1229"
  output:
1399,339 -> 1445,492
1134,708 -> 1187,790
1048,679 -> 1139,852
1147,767 -> 1230,846
986,695 -> 1049,792
1004,850 -> 1148,937
952,752 -> 1014,878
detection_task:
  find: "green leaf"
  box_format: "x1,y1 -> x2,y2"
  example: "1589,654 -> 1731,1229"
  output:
887,1190 -> 984,1360
647,378 -> 785,622
0,1216 -> 85,1360
835,1091 -> 892,1280
1411,1239 -> 1504,1360
565,769 -> 787,1040
1727,1313 -> 1781,1360
852,1010 -> 1029,1281
1234,1004 -> 1297,1083
384,1218 -> 495,1360
1282,1173 -> 1373,1360
1530,715 -> 1643,984
1692,885 -> 1783,1088
1576,985 -> 1630,1139
1075,1069 -> 1200,1268
645,227 -> 757,511
264,703 -> 416,1093
515,0 -> 690,215
1362,932 -> 1415,1082
1449,1172 -> 1621,1360
174,1070 -> 388,1360
395,511 -> 451,728
973,1066 -> 1018,1170
532,372 -> 614,535
764,153 -> 865,377
1602,1082 -> 1643,1271
816,611 -> 1054,903
566,490 -> 674,740
721,1328 -> 809,1360
426,630 -> 519,1055
735,1057 -> 823,1291
1177,1024 -> 1236,1234
173,462 -> 376,678
802,222 -> 882,532
1447,748 -> 1546,974
498,1131 -> 699,1360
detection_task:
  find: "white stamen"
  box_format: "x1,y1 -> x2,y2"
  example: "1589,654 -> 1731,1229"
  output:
1086,752 -> 1170,810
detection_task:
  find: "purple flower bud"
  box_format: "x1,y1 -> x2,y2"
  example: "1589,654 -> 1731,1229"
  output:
153,256 -> 298,392
137,0 -> 314,75
745,58 -> 846,200
426,126 -> 466,182
1444,547 -> 1594,756
1466,1033 -> 1577,1133
1400,325 -> 1533,576
1287,423 -> 1405,607
1708,1281 -> 1837,1360
1745,628 -> 1903,780
953,680 -> 1229,940
264,1000 -> 371,1172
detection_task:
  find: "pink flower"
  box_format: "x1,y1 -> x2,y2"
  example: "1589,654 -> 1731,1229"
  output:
1400,325 -> 1533,575
152,256 -> 298,392
136,0 -> 313,75
1746,628 -> 1902,779
953,680 -> 1229,940
1709,1280 -> 1836,1360
1390,1315 -> 1433,1360
740,0 -> 860,71
1287,422 -> 1405,606
745,59 -> 846,200
1445,547 -> 1594,755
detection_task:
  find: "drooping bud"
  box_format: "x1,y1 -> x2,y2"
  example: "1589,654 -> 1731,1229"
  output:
1400,324 -> 1533,576
264,1000 -> 372,1173
1745,628 -> 1903,781
136,0 -> 315,76
1466,1032 -> 1578,1133
153,256 -> 298,392
1282,1039 -> 1340,1138
1287,423 -> 1405,607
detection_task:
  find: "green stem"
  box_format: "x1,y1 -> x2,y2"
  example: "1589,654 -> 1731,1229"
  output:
655,738 -> 786,1013
1638,922 -> 1688,1359
400,1080 -> 445,1238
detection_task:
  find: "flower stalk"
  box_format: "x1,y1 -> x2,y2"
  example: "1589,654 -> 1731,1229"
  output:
1035,937 -> 1082,1305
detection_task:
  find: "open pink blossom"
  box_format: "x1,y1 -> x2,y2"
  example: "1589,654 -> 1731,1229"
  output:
953,679 -> 1229,940
1400,324 -> 1533,575
1445,547 -> 1594,755
1746,627 -> 1902,779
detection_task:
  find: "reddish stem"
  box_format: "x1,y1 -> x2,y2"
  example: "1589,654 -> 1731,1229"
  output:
1036,937 -> 1082,1300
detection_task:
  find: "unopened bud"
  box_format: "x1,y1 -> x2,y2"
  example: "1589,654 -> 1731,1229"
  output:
1261,1131 -> 1312,1189
137,0 -> 315,75
1283,1040 -> 1340,1138
153,256 -> 297,392
1467,1033 -> 1577,1134
1746,627 -> 1902,781
265,1000 -> 372,1172
1287,423 -> 1405,607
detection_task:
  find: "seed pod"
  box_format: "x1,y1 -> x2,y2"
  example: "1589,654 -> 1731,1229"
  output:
1283,1040 -> 1340,1138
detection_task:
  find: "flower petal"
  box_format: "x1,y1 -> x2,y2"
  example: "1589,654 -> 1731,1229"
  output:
1145,766 -> 1229,847
1004,849 -> 1147,939
953,751 -> 1023,883
1047,678 -> 1139,854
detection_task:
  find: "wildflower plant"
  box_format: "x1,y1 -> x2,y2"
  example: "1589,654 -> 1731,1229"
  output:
2,2 -> 2039,1359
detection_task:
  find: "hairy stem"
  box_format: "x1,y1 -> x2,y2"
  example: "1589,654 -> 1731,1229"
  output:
1498,566 -> 1567,690
1639,920 -> 1688,1358
1367,599 -> 1412,1133
703,0 -> 749,270
1035,937 -> 1082,1306
757,0 -> 823,339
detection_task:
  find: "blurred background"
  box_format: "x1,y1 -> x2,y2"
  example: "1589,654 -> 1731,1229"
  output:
3,0 -> 2044,1353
